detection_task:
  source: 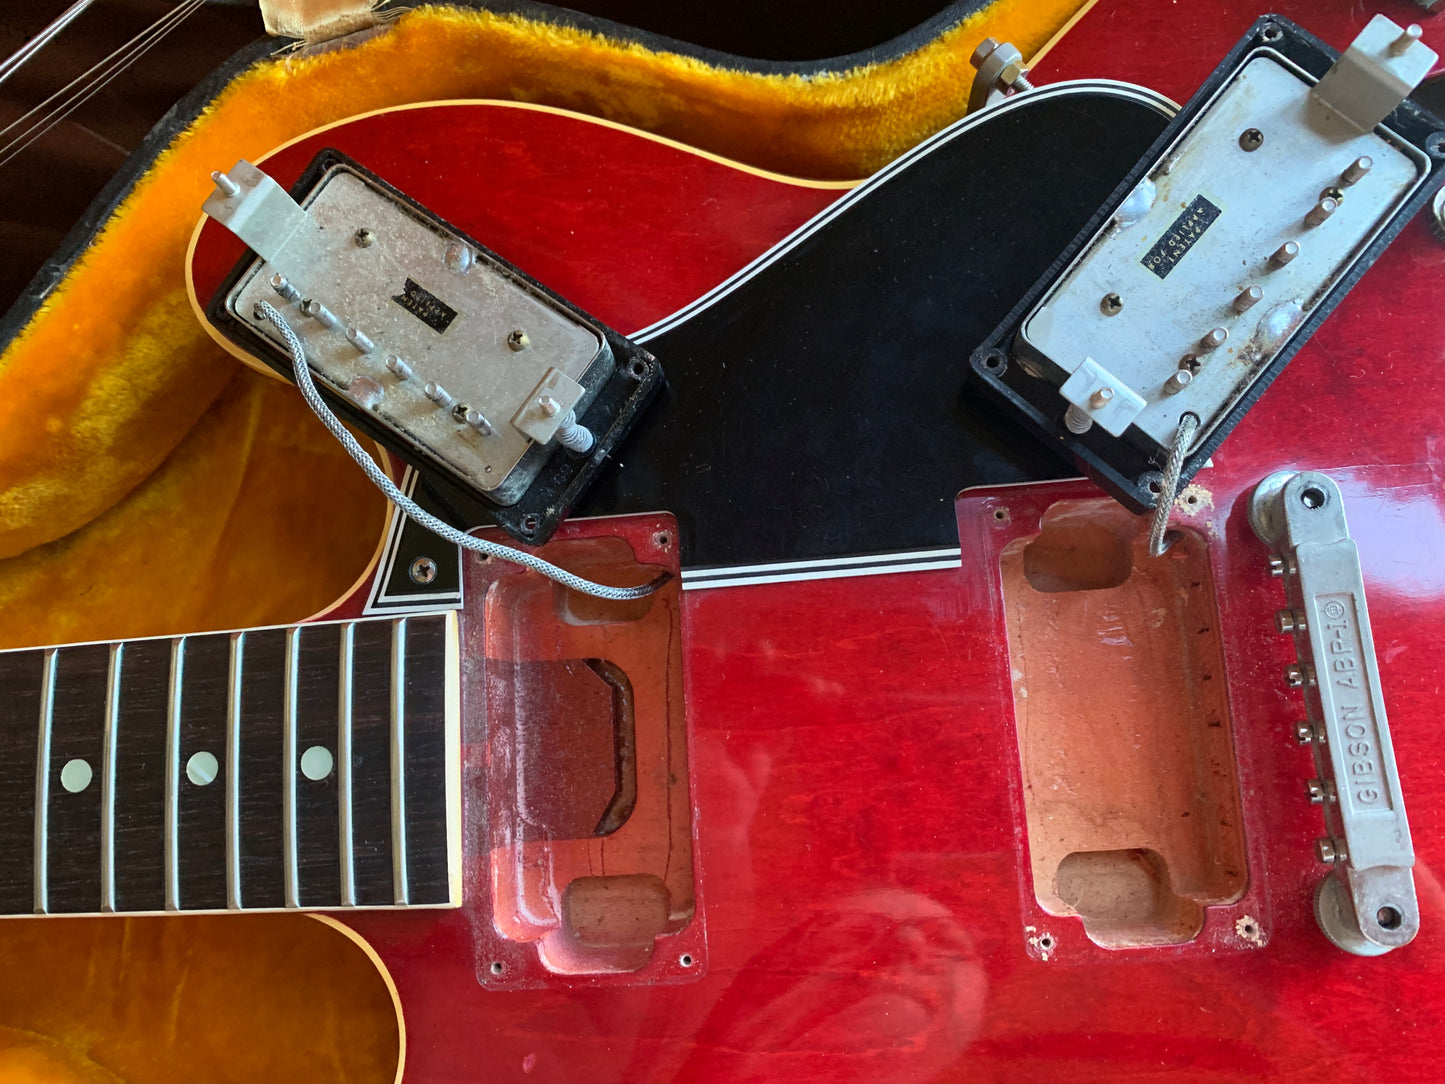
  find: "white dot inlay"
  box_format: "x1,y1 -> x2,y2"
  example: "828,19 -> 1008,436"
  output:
186,750 -> 219,786
300,745 -> 334,781
60,758 -> 92,794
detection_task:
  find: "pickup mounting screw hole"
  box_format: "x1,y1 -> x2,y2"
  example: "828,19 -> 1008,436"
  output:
1239,127 -> 1264,151
1426,133 -> 1445,157
1148,480 -> 1162,495
1377,906 -> 1402,930
521,514 -> 541,533
409,556 -> 439,585
1100,292 -> 1123,315
1300,486 -> 1326,509
679,953 -> 695,968
629,360 -> 647,378
993,508 -> 1009,521
1260,25 -> 1282,43
489,961 -> 504,975
981,350 -> 1005,371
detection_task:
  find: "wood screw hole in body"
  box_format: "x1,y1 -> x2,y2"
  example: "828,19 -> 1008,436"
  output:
678,954 -> 695,968
60,758 -> 92,793
489,962 -> 504,975
1301,487 -> 1327,509
1038,936 -> 1054,951
1186,494 -> 1199,506
187,751 -> 219,786
1378,906 -> 1403,930
300,746 -> 334,781
653,531 -> 672,548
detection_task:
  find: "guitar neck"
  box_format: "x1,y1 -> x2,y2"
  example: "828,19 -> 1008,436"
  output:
0,613 -> 461,916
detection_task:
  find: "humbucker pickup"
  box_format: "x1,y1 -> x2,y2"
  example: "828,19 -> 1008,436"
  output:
972,14 -> 1445,512
1250,470 -> 1418,956
202,150 -> 663,545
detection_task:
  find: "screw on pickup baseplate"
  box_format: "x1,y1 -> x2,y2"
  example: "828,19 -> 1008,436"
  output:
1099,292 -> 1123,315
1239,127 -> 1264,151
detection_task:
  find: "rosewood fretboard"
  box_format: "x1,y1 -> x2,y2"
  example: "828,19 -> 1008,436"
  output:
0,612 -> 460,915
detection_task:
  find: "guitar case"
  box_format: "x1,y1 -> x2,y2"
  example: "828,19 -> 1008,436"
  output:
0,2 -> 1165,1080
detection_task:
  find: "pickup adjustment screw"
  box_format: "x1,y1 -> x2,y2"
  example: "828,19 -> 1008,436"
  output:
269,273 -> 301,302
464,409 -> 494,436
424,381 -> 454,408
1304,197 -> 1339,229
384,355 -> 412,380
1239,127 -> 1264,151
1198,327 -> 1229,352
211,170 -> 241,198
1100,292 -> 1123,315
1162,370 -> 1192,396
1233,285 -> 1263,313
1270,241 -> 1300,268
1389,24 -> 1423,58
300,298 -> 339,328
345,328 -> 375,354
1340,156 -> 1372,186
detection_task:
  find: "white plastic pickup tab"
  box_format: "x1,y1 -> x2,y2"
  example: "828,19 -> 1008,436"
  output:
1310,15 -> 1438,133
202,160 -> 309,273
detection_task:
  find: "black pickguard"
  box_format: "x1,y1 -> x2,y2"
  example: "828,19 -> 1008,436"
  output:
383,85 -> 1175,594
572,85 -> 1174,570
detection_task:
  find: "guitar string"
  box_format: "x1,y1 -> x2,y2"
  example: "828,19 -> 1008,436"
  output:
1148,411 -> 1198,558
0,0 -> 207,171
0,0 -> 99,89
253,301 -> 670,602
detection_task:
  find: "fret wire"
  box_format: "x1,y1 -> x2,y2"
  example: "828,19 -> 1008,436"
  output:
32,648 -> 57,915
390,618 -> 409,906
281,627 -> 300,908
225,632 -> 245,910
163,637 -> 185,911
338,623 -> 355,907
99,642 -> 123,913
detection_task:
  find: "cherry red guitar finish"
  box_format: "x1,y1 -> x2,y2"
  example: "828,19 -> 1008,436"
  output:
187,6 -> 1445,1076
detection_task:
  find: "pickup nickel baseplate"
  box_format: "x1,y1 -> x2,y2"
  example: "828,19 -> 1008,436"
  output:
1250,470 -> 1418,956
201,150 -> 662,546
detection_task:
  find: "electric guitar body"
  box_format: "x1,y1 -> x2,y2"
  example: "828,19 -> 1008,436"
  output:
178,43 -> 1445,1081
